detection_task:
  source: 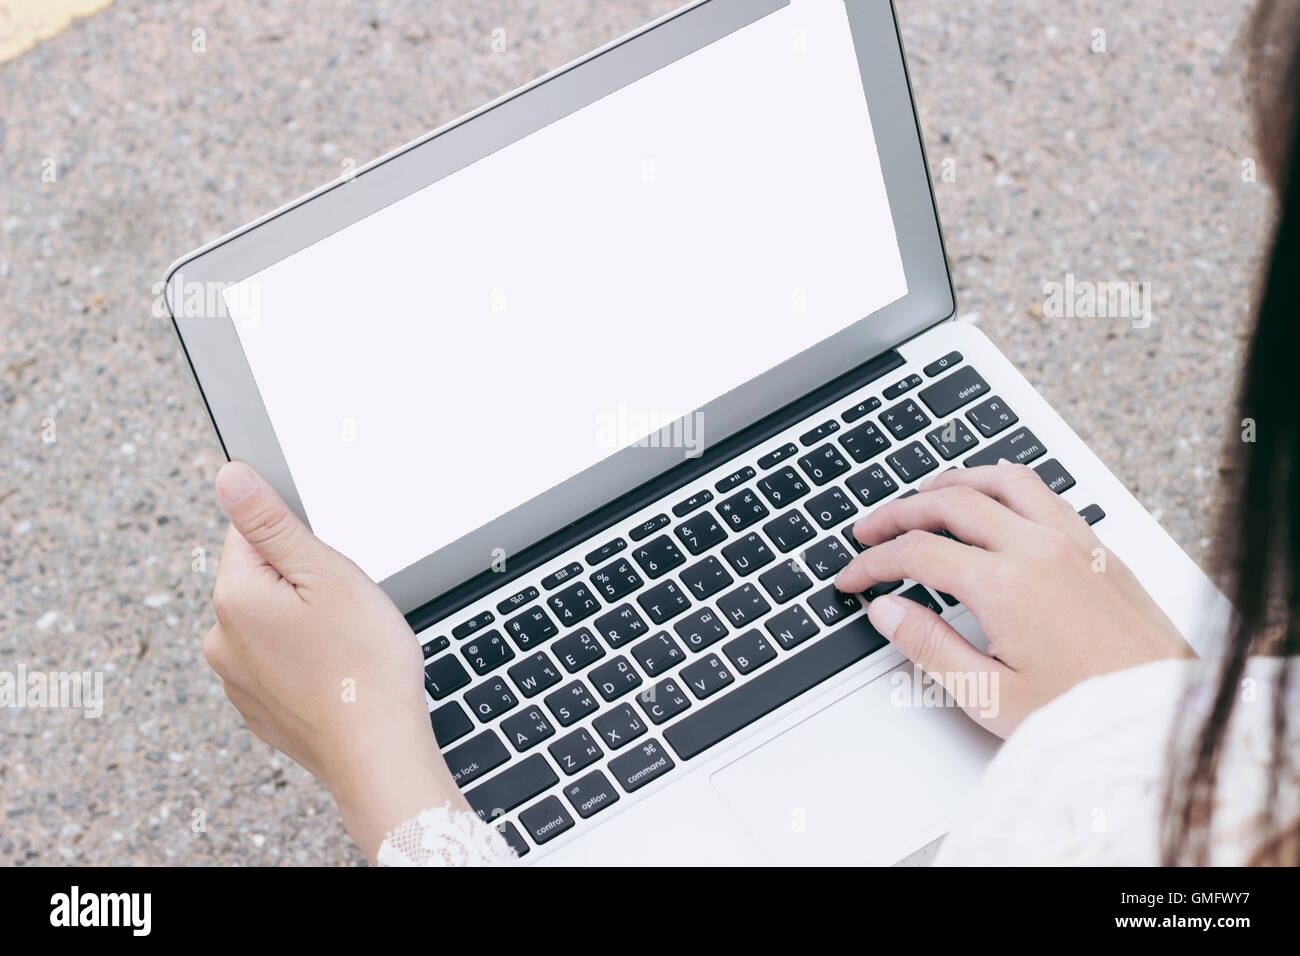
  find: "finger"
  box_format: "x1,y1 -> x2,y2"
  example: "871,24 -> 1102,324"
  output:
867,593 -> 1011,698
835,529 -> 990,599
918,461 -> 1096,546
215,461 -> 320,581
853,484 -> 1033,551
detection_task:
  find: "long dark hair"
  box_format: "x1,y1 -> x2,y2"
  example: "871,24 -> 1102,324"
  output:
1162,0 -> 1300,866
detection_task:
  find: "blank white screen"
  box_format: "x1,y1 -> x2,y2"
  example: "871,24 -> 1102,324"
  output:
225,0 -> 907,581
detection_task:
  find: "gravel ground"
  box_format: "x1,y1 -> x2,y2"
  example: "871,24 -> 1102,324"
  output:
0,0 -> 1271,865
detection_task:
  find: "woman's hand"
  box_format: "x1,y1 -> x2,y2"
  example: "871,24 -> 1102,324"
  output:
203,460 -> 466,861
834,461 -> 1193,738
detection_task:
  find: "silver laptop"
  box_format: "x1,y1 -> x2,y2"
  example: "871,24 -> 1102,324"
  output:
165,0 -> 1226,864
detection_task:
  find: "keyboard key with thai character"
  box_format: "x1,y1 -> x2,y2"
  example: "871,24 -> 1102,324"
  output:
918,365 -> 989,417
965,395 -> 1018,437
504,605 -> 558,652
519,795 -> 574,845
925,419 -> 978,460
717,488 -> 770,531
845,462 -> 898,506
552,626 -> 606,672
763,509 -> 816,553
673,606 -> 729,652
564,770 -> 620,819
759,558 -> 813,604
723,629 -> 777,675
717,582 -> 772,627
797,443 -> 850,486
638,677 -> 691,724
721,531 -> 775,576
880,398 -> 931,440
888,441 -> 939,483
548,727 -> 603,776
609,739 -> 675,792
500,705 -> 555,752
465,677 -> 518,723
764,603 -> 820,650
681,653 -> 735,700
632,534 -> 686,579
631,631 -> 685,676
424,655 -> 471,701
466,754 -> 558,822
679,555 -> 733,601
838,420 -> 891,464
444,730 -> 510,788
802,536 -> 853,580
807,584 -> 863,627
637,579 -> 691,625
806,486 -> 857,529
756,466 -> 810,509
589,558 -> 642,602
507,651 -> 562,697
461,630 -> 514,677
674,512 -> 728,555
964,426 -> 1046,468
593,603 -> 649,647
590,655 -> 643,701
547,581 -> 602,628
593,702 -> 648,750
544,679 -> 598,726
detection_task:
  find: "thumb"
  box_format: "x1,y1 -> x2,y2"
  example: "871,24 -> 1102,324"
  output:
216,461 -> 320,579
867,594 -> 999,685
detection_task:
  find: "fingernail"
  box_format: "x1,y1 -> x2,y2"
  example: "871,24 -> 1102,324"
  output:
867,595 -> 907,638
919,475 -> 935,490
997,457 -> 1013,466
216,461 -> 259,505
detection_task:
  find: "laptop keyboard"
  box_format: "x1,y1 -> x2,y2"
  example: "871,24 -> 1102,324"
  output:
418,350 -> 1106,857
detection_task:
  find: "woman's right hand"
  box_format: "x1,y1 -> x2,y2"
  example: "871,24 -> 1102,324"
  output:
833,461 -> 1193,738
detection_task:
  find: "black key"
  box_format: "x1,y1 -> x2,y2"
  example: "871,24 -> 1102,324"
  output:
632,535 -> 686,579
590,655 -> 643,701
461,630 -> 515,677
673,606 -> 729,652
497,820 -> 530,857
465,754 -> 558,822
497,586 -> 539,616
866,577 -> 904,598
663,616 -> 887,760
547,581 -> 602,628
638,677 -> 692,724
965,395 -> 1018,438
680,653 -> 735,700
674,512 -> 728,555
589,558 -> 643,603
593,702 -> 648,750
759,561 -> 806,606
518,796 -> 574,845
424,655 -> 471,701
500,705 -> 556,752
797,443 -> 851,486
802,536 -> 853,580
585,537 -> 626,566
630,513 -> 671,541
721,531 -> 775,576
879,398 -> 931,440
762,510 -> 816,553
609,739 -> 675,793
679,555 -> 734,601
507,651 -> 562,698
923,351 -> 962,377
637,579 -> 691,625
444,731 -> 510,788
1035,458 -> 1076,494
918,366 -> 989,417
1078,503 -> 1106,525
540,562 -> 583,591
887,441 -> 939,483
552,626 -> 606,673
544,679 -> 599,726
757,442 -> 799,469
464,677 -> 518,723
504,605 -> 559,652
672,489 -> 714,517
899,584 -> 944,614
594,603 -> 649,647
723,629 -> 777,675
842,522 -> 866,553
717,488 -> 770,532
631,631 -> 686,677
764,603 -> 820,650
841,396 -> 881,423
964,426 -> 1046,468
548,727 -> 603,775
430,700 -> 473,747
715,466 -> 756,494
882,373 -> 922,400
845,462 -> 898,506
925,418 -> 978,460
452,610 -> 495,641
938,589 -> 960,607
756,466 -> 810,509
839,420 -> 891,464
420,635 -> 450,658
564,770 -> 621,819
806,487 -> 858,530
807,584 -> 863,627
799,419 -> 840,446
717,582 -> 772,627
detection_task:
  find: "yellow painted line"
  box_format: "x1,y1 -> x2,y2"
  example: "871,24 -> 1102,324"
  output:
0,0 -> 113,64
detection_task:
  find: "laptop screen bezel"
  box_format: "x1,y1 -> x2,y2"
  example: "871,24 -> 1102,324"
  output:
165,0 -> 954,615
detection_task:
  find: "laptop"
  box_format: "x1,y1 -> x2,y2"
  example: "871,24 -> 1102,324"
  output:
165,0 -> 1228,864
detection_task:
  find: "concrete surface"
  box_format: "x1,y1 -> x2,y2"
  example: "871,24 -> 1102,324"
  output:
0,0 -> 1271,864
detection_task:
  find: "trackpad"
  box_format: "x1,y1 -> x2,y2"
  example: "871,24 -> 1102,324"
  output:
710,660 -> 1000,864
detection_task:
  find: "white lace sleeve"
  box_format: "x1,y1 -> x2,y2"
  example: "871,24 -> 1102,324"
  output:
376,802 -> 519,866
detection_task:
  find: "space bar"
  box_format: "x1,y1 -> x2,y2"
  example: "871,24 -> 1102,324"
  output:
664,614 -> 888,760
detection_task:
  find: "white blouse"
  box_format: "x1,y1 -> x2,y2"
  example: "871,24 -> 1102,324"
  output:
378,656 -> 1299,866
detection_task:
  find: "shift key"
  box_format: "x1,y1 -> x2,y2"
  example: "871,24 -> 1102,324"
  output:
964,426 -> 1047,468
465,754 -> 558,821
